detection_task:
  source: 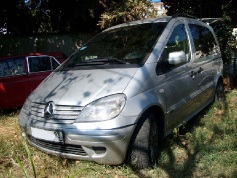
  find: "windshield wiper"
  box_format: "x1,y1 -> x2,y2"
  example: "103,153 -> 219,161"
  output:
68,60 -> 106,66
68,58 -> 128,67
91,58 -> 129,64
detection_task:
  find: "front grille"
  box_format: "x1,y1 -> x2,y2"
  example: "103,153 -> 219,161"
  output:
28,135 -> 87,156
30,102 -> 83,124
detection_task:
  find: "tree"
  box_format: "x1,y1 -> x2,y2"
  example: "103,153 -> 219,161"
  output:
25,0 -> 103,33
98,0 -> 157,29
41,0 -> 103,33
0,0 -> 158,34
162,0 -> 237,63
162,0 -> 226,18
0,0 -> 104,35
0,0 -> 36,35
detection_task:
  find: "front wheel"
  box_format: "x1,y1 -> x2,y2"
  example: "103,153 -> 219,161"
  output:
128,113 -> 159,169
215,81 -> 225,102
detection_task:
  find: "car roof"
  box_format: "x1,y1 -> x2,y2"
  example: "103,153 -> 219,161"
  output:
105,16 -> 171,31
104,15 -> 211,31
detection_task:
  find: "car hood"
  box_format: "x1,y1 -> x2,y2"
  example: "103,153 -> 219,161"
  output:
31,68 -> 138,106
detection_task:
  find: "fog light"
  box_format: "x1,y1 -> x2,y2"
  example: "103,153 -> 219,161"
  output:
92,147 -> 106,154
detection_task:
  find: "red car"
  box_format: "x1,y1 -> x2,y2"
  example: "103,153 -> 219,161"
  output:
0,52 -> 66,110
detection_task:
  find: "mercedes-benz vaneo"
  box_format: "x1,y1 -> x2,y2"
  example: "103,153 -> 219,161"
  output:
18,15 -> 224,169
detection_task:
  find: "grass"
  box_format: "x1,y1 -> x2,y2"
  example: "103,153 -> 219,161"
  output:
0,89 -> 237,178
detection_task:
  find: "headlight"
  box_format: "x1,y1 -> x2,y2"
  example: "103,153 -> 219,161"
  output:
21,98 -> 32,114
75,94 -> 126,122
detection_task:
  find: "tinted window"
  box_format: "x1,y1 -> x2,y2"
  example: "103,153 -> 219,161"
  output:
28,56 -> 59,73
52,59 -> 60,70
157,24 -> 190,75
189,24 -> 219,59
0,58 -> 25,77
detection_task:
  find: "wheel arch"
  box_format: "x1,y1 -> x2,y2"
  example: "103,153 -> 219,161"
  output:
216,76 -> 223,86
125,105 -> 165,163
142,105 -> 165,139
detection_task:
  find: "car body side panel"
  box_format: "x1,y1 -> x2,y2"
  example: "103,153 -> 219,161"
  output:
0,74 -> 30,109
27,71 -> 52,92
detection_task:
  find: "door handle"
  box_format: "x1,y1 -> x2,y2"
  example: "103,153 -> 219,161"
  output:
190,71 -> 197,78
197,67 -> 203,73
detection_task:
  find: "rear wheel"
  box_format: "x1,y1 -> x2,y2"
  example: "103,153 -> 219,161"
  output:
129,113 -> 159,169
215,81 -> 225,102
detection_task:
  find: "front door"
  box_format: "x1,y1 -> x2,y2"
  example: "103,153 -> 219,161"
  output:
156,22 -> 197,131
27,56 -> 60,92
0,57 -> 29,109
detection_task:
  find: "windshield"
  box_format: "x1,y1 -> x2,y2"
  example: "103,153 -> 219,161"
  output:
59,22 -> 166,70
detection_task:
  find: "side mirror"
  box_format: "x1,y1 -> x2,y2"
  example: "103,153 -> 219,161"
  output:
168,51 -> 186,65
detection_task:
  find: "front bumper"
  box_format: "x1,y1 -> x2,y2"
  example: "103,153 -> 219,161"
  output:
18,113 -> 136,165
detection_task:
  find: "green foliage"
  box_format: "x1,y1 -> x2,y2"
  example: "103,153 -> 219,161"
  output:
16,157 -> 29,178
162,0 -> 227,18
1,0 -> 236,39
0,0 -> 158,34
98,0 -> 157,29
0,0 -> 36,35
0,0 -> 103,34
19,135 -> 37,178
213,2 -> 237,64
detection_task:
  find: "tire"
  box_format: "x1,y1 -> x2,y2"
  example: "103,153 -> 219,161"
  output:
215,81 -> 225,102
129,113 -> 159,169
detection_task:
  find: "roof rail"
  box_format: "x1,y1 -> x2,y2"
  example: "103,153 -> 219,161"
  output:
199,18 -> 224,25
172,13 -> 198,19
198,18 -> 224,29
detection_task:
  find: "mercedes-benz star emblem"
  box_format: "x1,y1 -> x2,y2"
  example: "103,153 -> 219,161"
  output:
44,102 -> 55,119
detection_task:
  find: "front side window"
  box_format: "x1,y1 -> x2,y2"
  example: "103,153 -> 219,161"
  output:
52,59 -> 60,70
0,58 -> 25,77
28,56 -> 59,73
157,24 -> 190,75
189,24 -> 219,60
59,22 -> 167,70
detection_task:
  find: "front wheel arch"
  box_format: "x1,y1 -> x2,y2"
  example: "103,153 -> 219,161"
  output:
125,107 -> 164,169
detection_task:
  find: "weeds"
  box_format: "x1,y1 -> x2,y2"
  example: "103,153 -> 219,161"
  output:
0,90 -> 237,177
16,135 -> 36,178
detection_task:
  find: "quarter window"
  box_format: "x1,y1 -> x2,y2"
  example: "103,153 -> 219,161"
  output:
189,24 -> 219,60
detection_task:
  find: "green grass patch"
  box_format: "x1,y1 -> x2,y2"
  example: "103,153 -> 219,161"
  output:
0,90 -> 237,177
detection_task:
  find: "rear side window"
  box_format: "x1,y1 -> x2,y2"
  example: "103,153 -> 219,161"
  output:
28,56 -> 60,73
0,58 -> 25,77
189,24 -> 219,60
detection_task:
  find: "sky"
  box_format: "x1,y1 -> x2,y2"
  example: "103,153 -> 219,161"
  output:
152,0 -> 161,2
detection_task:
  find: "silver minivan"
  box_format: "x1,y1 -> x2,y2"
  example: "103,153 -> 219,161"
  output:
18,15 -> 224,169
